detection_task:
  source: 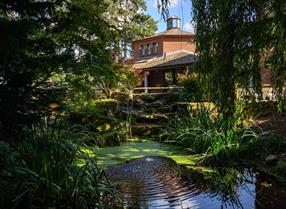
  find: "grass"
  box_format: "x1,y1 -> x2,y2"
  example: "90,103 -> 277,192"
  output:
0,119 -> 119,209
162,106 -> 261,165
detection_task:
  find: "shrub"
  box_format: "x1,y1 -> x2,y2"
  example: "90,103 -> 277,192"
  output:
68,99 -> 130,146
179,78 -> 203,102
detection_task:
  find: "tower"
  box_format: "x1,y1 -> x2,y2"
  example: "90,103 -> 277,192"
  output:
166,16 -> 181,30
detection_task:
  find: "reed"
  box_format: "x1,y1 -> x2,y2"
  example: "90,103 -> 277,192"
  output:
0,118 -> 120,209
163,106 -> 260,165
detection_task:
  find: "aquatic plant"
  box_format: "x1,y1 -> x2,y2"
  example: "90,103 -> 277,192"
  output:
163,106 -> 261,165
0,119 -> 120,209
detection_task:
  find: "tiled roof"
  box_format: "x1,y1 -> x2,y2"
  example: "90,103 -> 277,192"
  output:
133,28 -> 194,42
133,50 -> 197,70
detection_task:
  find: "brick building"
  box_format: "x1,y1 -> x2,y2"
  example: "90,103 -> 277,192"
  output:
131,16 -> 280,99
131,16 -> 197,91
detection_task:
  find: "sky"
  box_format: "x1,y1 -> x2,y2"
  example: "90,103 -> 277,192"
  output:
145,0 -> 194,33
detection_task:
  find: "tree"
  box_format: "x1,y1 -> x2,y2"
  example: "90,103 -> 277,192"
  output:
0,0 -> 117,139
107,0 -> 157,60
266,0 -> 286,111
191,0 -> 286,117
159,0 -> 286,120
0,0 -> 158,139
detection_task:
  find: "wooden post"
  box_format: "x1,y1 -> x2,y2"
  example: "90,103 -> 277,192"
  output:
129,89 -> 134,99
172,69 -> 177,85
144,71 -> 149,93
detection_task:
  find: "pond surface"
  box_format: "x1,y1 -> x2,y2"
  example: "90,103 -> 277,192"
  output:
106,156 -> 286,209
95,140 -> 199,168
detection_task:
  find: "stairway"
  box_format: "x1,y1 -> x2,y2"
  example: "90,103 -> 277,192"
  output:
128,93 -> 183,139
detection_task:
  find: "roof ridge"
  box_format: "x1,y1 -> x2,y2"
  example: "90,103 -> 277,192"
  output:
145,56 -> 159,63
132,53 -> 197,70
165,50 -> 194,56
133,29 -> 194,42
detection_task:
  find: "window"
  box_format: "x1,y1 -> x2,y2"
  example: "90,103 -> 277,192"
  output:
147,44 -> 151,55
167,20 -> 172,29
152,42 -> 158,54
140,45 -> 145,56
172,19 -> 179,28
140,43 -> 158,57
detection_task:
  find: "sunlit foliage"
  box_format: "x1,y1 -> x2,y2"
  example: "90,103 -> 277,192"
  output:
159,0 -> 286,119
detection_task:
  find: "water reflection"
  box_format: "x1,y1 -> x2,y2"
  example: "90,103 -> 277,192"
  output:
255,172 -> 286,209
106,156 -> 286,209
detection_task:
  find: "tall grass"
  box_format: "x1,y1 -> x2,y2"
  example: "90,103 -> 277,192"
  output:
0,118 -> 120,209
163,106 -> 261,165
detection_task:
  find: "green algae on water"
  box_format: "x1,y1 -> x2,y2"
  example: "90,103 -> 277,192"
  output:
94,140 -> 199,168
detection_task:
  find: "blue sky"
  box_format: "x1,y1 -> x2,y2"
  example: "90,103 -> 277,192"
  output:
145,0 -> 194,33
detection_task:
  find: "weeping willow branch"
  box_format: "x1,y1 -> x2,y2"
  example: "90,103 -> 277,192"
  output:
158,0 -> 286,117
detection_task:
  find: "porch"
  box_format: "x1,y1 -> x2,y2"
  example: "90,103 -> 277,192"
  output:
132,50 -> 197,93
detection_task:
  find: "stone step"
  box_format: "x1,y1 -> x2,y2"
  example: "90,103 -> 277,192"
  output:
131,123 -> 162,137
136,93 -> 180,103
144,104 -> 178,114
135,113 -> 169,124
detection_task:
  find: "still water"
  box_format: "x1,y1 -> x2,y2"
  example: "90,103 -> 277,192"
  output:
107,156 -> 286,209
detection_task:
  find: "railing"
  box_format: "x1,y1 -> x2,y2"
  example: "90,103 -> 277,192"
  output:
129,86 -> 183,97
93,85 -> 286,101
236,86 -> 286,101
130,86 -> 286,100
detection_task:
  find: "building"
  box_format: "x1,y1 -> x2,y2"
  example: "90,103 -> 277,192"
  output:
131,16 -> 197,91
131,16 -> 283,99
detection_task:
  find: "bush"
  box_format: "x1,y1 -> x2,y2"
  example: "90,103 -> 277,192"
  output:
68,99 -> 130,146
0,121 -> 120,209
243,101 -> 277,118
179,78 -> 203,102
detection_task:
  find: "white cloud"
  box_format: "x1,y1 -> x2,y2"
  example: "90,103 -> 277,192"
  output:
153,0 -> 179,8
169,0 -> 179,7
153,0 -> 159,9
183,22 -> 194,33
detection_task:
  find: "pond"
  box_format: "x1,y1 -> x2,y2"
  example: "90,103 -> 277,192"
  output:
96,141 -> 286,209
95,140 -> 199,168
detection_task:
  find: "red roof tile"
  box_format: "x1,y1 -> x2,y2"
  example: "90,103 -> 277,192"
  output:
133,50 -> 197,70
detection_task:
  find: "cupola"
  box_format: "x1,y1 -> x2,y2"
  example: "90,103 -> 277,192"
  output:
166,16 -> 181,30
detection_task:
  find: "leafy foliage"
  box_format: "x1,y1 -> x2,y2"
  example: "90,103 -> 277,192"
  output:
103,0 -> 157,59
0,0 -> 113,139
163,107 -> 261,165
159,0 -> 286,119
0,120 -> 120,209
192,0 -> 286,117
179,74 -> 204,101
68,98 -> 133,146
0,0 -> 153,140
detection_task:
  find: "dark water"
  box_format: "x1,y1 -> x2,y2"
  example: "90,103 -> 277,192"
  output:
106,156 -> 286,209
